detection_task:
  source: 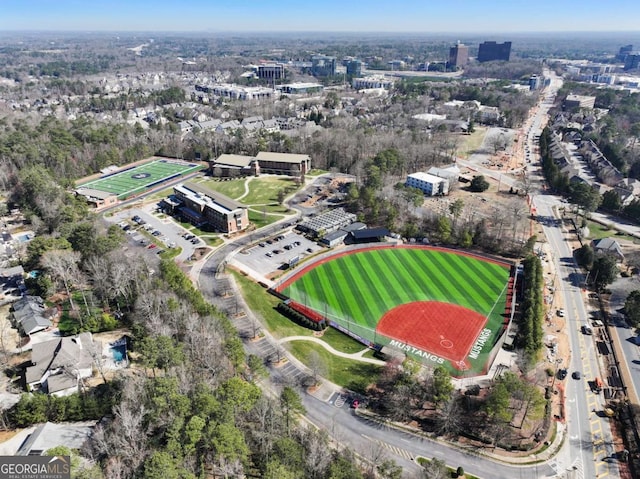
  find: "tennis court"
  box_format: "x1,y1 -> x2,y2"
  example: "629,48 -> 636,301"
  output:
77,159 -> 201,199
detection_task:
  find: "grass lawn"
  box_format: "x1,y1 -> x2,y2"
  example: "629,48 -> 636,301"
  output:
320,327 -> 370,354
253,204 -> 292,214
231,271 -> 312,338
248,210 -> 285,228
203,236 -> 223,247
200,178 -> 247,200
458,127 -> 488,158
587,220 -> 639,243
159,247 -> 182,260
286,340 -> 381,393
306,169 -> 327,177
242,177 -> 298,204
147,187 -> 175,201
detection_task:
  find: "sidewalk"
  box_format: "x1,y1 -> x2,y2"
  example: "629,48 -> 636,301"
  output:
279,336 -> 385,366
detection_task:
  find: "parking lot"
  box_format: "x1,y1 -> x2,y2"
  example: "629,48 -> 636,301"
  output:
235,231 -> 322,277
107,204 -> 203,262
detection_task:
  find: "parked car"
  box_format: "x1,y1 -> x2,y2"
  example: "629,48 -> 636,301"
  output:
557,369 -> 567,380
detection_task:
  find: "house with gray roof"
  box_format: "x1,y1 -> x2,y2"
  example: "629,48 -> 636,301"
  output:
25,333 -> 96,396
17,421 -> 96,456
591,237 -> 625,262
11,296 -> 53,336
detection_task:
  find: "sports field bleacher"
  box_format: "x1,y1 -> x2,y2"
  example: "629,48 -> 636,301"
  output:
77,159 -> 201,200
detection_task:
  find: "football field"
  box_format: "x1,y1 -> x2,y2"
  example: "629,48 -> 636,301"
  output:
77,158 -> 201,199
277,245 -> 514,375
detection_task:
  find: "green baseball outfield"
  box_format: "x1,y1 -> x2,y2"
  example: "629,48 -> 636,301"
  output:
276,245 -> 515,375
77,158 -> 201,199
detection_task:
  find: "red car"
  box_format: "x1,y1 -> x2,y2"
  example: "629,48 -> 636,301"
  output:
147,244 -> 157,249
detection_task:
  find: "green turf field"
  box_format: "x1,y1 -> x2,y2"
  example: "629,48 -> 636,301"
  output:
279,247 -> 512,374
77,159 -> 201,199
282,248 -> 509,326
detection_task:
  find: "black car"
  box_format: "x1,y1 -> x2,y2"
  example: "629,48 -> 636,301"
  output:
572,371 -> 582,380
557,369 -> 567,380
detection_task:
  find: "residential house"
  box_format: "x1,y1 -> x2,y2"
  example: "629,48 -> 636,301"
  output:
17,421 -> 96,456
591,238 -> 625,262
25,333 -> 96,396
580,139 -> 624,186
11,296 -> 54,336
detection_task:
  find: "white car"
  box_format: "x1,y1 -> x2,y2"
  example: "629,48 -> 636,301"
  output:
557,309 -> 565,317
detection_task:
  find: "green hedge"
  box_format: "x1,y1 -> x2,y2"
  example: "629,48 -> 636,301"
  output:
276,302 -> 327,331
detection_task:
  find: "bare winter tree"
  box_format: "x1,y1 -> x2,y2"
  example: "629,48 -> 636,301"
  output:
209,455 -> 245,479
41,249 -> 82,311
85,255 -> 111,304
300,428 -> 332,479
435,395 -> 463,437
181,313 -> 232,386
89,397 -> 149,478
134,289 -> 174,337
308,350 -> 327,386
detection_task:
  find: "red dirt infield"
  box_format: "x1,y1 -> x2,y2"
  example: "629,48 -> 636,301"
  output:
376,301 -> 487,368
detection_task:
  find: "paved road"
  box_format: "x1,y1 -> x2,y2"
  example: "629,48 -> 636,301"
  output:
528,70 -> 620,479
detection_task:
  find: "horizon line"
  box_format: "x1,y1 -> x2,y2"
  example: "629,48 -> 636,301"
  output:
1,29 -> 639,35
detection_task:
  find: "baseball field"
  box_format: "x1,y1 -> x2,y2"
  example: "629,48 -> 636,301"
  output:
77,158 -> 201,199
276,245 -> 515,375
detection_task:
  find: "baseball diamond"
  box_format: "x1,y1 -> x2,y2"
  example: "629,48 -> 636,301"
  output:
276,245 -> 515,376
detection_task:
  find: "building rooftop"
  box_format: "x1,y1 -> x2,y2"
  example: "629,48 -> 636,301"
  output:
407,172 -> 447,183
17,421 -> 96,456
214,154 -> 254,168
255,152 -> 311,164
180,181 -> 245,212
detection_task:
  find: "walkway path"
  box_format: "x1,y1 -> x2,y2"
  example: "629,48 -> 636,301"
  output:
279,335 -> 386,365
237,176 -> 252,202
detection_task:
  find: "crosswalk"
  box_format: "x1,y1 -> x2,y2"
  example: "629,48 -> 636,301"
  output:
548,457 -> 584,479
361,434 -> 414,461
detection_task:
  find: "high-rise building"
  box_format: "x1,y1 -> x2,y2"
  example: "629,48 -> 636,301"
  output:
618,45 -> 634,61
624,53 -> 640,71
346,59 -> 363,76
477,41 -> 512,63
448,43 -> 469,68
311,55 -> 336,77
257,63 -> 284,81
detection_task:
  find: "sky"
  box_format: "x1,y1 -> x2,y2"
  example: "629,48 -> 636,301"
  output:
1,0 -> 639,33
